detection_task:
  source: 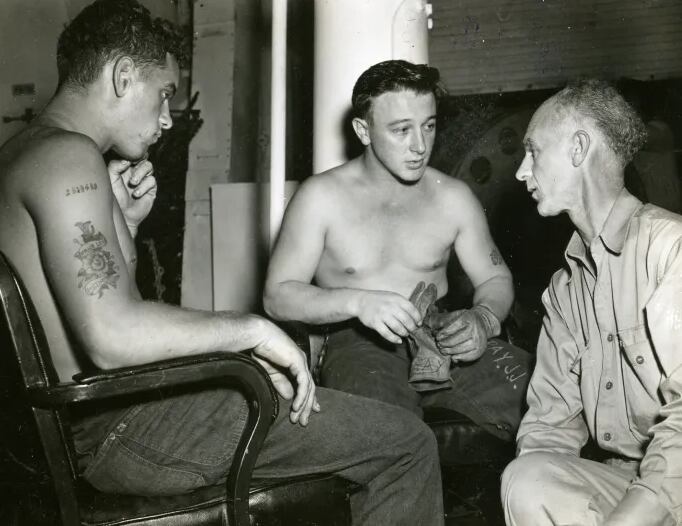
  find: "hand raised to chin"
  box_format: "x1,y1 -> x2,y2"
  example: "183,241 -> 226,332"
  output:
107,158 -> 157,236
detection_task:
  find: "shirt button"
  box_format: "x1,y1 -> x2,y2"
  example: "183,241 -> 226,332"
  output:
607,334 -> 614,342
636,355 -> 644,365
603,432 -> 612,441
605,381 -> 613,390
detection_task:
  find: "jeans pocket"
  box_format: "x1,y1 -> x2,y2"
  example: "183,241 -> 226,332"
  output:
84,434 -> 206,496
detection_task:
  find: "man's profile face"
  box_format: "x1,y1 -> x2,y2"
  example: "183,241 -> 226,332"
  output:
114,53 -> 179,161
515,99 -> 580,217
364,89 -> 437,184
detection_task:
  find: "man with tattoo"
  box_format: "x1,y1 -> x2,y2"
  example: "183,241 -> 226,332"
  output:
264,60 -> 530,441
501,80 -> 681,526
0,2 -> 445,524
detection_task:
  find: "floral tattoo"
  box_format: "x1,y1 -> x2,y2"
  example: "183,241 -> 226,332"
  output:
490,248 -> 503,266
73,221 -> 119,298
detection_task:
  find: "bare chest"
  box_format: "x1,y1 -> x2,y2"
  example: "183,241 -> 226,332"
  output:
319,199 -> 455,277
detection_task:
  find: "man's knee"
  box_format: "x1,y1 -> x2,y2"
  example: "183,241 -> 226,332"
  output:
383,404 -> 439,465
501,452 -> 558,518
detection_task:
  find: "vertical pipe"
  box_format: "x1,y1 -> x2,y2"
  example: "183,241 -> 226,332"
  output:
270,0 -> 287,250
313,0 -> 431,174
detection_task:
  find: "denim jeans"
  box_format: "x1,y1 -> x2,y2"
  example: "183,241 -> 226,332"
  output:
319,321 -> 533,441
72,385 -> 444,526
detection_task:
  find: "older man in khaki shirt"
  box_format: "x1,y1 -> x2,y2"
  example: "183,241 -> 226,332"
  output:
501,79 -> 682,526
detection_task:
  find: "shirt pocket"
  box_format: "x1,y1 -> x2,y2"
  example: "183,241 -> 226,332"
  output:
618,324 -> 663,414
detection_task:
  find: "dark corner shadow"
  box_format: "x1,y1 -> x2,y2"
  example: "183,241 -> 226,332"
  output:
341,106 -> 364,162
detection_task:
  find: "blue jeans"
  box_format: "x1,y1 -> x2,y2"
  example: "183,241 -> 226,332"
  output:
73,386 -> 444,526
319,321 -> 532,441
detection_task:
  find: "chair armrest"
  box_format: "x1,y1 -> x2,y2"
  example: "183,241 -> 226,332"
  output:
26,351 -> 276,418
27,351 -> 278,526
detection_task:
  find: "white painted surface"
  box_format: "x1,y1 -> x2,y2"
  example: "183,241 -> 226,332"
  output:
313,0 -> 430,173
270,0 -> 288,251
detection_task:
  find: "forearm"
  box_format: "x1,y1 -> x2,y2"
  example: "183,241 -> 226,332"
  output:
83,302 -> 270,369
112,207 -> 139,280
472,274 -> 514,333
264,281 -> 363,325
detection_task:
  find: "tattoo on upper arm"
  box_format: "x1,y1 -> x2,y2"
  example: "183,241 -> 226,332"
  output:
73,221 -> 120,298
490,248 -> 503,266
65,182 -> 98,197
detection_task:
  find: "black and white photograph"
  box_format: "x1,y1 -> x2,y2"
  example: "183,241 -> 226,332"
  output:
1,1 -> 681,525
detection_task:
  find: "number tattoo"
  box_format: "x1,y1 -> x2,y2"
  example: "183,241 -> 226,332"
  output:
65,182 -> 98,197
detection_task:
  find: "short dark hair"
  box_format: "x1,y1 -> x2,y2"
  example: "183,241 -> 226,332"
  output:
57,0 -> 188,89
351,60 -> 445,120
553,79 -> 647,164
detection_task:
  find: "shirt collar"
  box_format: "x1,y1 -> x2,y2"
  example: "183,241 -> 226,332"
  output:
598,188 -> 642,254
565,188 -> 642,265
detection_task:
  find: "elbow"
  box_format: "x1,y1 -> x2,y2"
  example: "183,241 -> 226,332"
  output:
263,285 -> 283,320
77,314 -> 135,370
263,281 -> 297,321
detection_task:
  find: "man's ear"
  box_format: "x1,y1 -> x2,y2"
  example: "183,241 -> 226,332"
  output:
352,117 -> 371,146
112,56 -> 136,98
571,130 -> 590,167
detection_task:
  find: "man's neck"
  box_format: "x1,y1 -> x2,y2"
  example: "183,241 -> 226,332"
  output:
360,149 -> 425,194
37,90 -> 110,152
571,178 -> 623,245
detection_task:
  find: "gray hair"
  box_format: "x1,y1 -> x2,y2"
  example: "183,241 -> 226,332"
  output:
552,79 -> 647,164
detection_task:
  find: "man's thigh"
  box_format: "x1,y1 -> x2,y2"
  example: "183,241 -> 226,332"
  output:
319,324 -> 421,414
254,386 -> 433,482
501,452 -> 635,526
82,383 -> 436,497
421,338 -> 532,441
81,387 -> 249,495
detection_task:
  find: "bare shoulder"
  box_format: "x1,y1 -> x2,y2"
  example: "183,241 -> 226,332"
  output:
423,167 -> 481,212
292,160 -> 357,209
0,127 -> 110,214
3,127 -> 103,185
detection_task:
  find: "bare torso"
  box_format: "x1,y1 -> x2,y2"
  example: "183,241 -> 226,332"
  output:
313,159 -> 461,299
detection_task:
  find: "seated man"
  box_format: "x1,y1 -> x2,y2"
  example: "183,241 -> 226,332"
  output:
501,79 -> 681,526
0,2 -> 444,524
264,60 -> 531,441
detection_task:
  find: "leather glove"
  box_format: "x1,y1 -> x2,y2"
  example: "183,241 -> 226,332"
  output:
406,281 -> 452,392
430,304 -> 501,363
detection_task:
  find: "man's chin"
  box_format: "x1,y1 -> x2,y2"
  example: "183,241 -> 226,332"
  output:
536,202 -> 559,217
394,170 -> 425,185
111,145 -> 149,163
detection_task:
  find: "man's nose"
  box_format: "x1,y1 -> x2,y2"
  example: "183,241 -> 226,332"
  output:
410,131 -> 426,154
515,154 -> 532,181
159,102 -> 173,130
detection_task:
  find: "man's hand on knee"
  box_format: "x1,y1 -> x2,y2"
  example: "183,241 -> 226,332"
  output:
251,318 -> 320,426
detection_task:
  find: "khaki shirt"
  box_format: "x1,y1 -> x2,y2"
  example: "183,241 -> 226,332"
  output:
518,189 -> 682,521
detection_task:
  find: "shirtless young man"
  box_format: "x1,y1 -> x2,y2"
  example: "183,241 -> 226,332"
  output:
0,3 -> 444,524
265,60 -> 529,439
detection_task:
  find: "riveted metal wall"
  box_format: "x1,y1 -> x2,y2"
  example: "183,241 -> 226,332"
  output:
429,0 -> 682,95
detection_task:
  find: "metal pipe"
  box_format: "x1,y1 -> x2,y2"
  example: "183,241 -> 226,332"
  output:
269,0 -> 287,250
